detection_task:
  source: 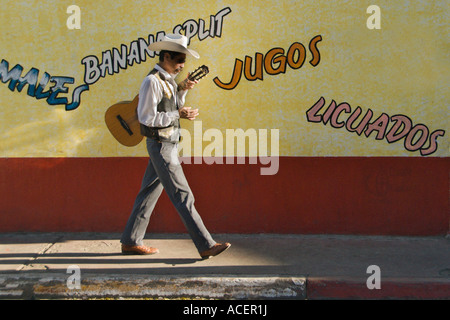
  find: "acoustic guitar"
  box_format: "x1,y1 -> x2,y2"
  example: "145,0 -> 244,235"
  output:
105,65 -> 209,147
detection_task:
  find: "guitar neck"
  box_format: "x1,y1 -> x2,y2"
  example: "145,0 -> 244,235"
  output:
178,65 -> 209,91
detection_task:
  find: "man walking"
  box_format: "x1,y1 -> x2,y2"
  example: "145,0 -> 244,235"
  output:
120,34 -> 230,259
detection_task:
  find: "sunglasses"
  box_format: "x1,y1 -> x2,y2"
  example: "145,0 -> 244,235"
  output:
174,58 -> 186,64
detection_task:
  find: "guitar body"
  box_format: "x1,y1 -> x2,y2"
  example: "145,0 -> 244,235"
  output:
105,65 -> 209,147
104,95 -> 144,147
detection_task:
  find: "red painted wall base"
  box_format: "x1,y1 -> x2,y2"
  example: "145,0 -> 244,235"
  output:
0,157 -> 448,235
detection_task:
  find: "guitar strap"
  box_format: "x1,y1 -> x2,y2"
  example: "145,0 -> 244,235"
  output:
154,72 -> 174,100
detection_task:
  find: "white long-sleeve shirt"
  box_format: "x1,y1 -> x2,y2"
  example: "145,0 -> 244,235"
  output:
137,64 -> 188,128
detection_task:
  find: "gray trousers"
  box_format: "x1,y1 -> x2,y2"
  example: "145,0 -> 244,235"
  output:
121,138 -> 216,253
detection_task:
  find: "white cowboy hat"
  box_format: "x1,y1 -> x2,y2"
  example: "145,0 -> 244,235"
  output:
148,34 -> 200,59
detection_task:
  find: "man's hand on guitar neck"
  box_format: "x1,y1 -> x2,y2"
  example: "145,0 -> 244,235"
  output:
179,107 -> 199,121
178,72 -> 199,91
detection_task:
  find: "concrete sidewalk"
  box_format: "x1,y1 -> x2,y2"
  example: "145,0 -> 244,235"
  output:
0,232 -> 448,300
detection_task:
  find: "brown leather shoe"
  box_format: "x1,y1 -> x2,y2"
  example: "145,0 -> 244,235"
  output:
200,242 -> 231,260
121,244 -> 159,255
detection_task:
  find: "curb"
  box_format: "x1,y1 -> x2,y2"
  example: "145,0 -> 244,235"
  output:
307,277 -> 450,300
0,274 -> 306,300
1,273 -> 449,300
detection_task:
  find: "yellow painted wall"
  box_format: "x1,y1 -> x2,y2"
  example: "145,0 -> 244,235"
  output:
0,0 -> 448,157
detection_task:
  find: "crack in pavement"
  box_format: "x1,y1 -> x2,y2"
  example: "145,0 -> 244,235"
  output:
15,236 -> 64,272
